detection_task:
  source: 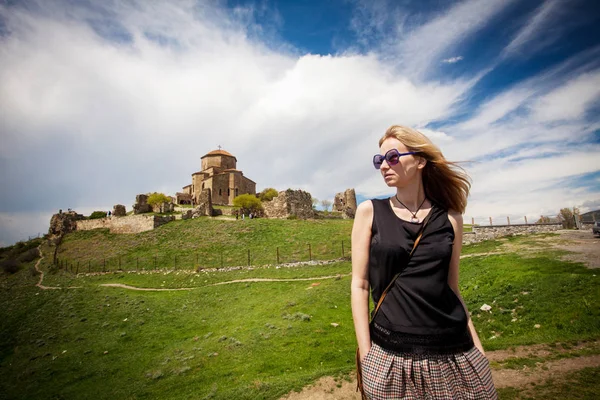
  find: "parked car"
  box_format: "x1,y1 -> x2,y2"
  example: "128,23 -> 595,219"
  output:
593,222 -> 600,237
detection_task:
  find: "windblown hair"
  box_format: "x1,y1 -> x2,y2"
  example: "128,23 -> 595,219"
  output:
379,125 -> 471,213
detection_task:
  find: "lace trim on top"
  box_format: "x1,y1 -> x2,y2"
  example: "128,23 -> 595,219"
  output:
370,322 -> 474,355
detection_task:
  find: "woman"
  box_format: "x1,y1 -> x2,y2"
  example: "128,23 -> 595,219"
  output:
351,125 -> 497,399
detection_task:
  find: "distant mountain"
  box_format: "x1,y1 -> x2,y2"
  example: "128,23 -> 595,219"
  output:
580,209 -> 600,222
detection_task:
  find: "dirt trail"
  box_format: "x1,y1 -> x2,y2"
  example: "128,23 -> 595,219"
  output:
34,245 -> 81,290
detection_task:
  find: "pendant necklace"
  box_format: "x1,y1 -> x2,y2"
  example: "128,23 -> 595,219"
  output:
395,195 -> 427,223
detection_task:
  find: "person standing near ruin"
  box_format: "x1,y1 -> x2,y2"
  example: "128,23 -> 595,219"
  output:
351,125 -> 497,399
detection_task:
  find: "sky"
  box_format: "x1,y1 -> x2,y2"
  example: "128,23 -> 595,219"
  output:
1,0 -> 600,246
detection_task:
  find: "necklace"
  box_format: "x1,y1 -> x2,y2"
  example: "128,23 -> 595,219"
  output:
395,195 -> 427,223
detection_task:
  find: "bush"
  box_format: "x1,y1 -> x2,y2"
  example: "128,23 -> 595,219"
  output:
258,188 -> 278,202
18,248 -> 39,263
89,211 -> 107,219
1,259 -> 20,274
233,194 -> 263,215
147,192 -> 171,207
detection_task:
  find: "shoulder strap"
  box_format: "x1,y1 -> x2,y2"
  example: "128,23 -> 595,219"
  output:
370,209 -> 433,322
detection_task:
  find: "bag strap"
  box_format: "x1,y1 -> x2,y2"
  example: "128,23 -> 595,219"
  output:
370,210 -> 432,322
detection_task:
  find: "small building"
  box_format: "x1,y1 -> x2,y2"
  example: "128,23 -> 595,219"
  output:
181,149 -> 256,206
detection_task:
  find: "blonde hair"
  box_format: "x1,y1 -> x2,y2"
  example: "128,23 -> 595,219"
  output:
379,125 -> 471,213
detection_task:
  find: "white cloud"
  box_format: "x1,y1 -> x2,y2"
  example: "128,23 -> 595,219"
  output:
531,70 -> 600,122
442,56 -> 463,64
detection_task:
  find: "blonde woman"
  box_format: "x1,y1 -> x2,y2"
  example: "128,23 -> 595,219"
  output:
351,125 -> 497,399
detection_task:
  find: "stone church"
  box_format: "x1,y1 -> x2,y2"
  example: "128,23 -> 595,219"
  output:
177,148 -> 256,206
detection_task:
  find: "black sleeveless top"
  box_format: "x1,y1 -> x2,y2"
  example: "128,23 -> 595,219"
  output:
369,198 -> 473,354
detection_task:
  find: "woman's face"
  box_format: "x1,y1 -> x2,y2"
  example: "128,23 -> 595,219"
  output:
378,137 -> 423,188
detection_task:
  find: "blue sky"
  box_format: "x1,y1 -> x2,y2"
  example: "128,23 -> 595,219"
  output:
1,0 -> 599,246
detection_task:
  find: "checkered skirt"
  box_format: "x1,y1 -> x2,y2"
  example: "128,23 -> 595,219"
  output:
360,342 -> 497,399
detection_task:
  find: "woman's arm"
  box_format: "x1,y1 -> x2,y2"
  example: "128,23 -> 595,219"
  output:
447,210 -> 485,355
351,200 -> 374,361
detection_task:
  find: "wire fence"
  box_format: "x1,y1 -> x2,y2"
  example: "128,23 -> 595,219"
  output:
55,240 -> 351,274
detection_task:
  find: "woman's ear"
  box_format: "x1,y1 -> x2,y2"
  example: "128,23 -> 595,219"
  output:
417,156 -> 427,169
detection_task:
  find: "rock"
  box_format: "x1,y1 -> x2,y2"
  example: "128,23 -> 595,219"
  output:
480,304 -> 492,312
113,204 -> 126,217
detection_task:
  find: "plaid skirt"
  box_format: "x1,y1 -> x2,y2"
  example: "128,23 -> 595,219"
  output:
361,342 -> 497,399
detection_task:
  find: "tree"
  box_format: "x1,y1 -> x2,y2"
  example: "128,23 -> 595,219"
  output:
536,215 -> 550,224
233,194 -> 263,215
311,197 -> 319,210
558,207 -> 576,229
258,188 -> 278,202
147,192 -> 171,207
89,211 -> 107,219
320,199 -> 332,212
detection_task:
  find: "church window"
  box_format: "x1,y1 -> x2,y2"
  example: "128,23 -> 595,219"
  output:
235,188 -> 239,196
228,188 -> 230,196
219,189 -> 222,196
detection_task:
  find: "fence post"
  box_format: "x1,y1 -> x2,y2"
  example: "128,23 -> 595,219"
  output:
524,216 -> 528,224
154,255 -> 157,270
220,251 -> 223,269
341,241 -> 345,258
119,257 -> 121,270
196,253 -> 199,266
308,244 -> 312,261
277,247 -> 280,264
103,258 -> 106,273
174,255 -> 177,270
507,216 -> 510,225
247,249 -> 250,266
88,260 -> 91,273
136,257 -> 139,271
76,261 -> 79,275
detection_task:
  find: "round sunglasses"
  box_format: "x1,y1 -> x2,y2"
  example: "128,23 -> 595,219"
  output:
373,149 -> 416,169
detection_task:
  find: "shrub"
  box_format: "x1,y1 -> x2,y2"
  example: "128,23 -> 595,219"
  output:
258,188 -> 278,202
89,211 -> 107,219
18,248 -> 39,263
233,194 -> 263,215
147,192 -> 171,207
1,259 -> 20,274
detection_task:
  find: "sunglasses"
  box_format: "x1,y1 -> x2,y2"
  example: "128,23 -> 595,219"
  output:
373,149 -> 416,169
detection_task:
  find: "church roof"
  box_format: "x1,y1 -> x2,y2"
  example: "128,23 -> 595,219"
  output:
202,149 -> 235,158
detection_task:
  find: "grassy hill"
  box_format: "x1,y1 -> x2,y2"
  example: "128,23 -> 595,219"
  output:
57,217 -> 353,273
1,220 -> 599,399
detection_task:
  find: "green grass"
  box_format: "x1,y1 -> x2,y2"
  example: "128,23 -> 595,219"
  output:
497,367 -> 600,399
1,228 -> 599,399
56,218 -> 353,273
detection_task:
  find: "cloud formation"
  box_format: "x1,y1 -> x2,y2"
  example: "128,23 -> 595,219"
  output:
0,0 -> 598,245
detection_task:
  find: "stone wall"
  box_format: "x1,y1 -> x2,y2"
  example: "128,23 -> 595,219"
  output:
263,189 -> 315,219
332,188 -> 357,219
133,194 -> 152,214
463,223 -> 563,244
76,215 -> 175,234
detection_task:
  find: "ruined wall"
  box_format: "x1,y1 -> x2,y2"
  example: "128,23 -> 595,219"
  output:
133,194 -> 152,214
113,204 -> 126,217
332,188 -> 357,219
263,189 -> 315,219
76,215 -> 175,234
463,223 -> 563,245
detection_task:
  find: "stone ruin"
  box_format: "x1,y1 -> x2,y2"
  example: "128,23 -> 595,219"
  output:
48,210 -> 86,238
113,204 -> 126,217
153,202 -> 174,214
332,188 -> 357,219
263,189 -> 315,219
182,189 -> 213,219
132,194 -> 152,214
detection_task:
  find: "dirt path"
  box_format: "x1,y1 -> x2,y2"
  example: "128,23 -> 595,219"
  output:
34,245 -> 81,290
